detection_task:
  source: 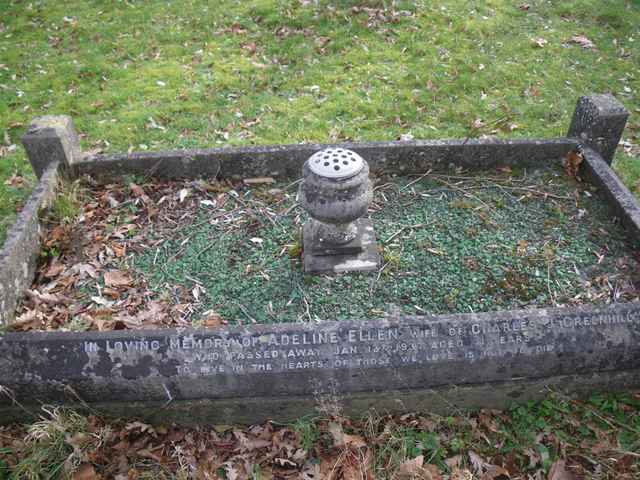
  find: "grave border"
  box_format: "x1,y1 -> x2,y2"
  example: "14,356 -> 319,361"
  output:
0,94 -> 637,424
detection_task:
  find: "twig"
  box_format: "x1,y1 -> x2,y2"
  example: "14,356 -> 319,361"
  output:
400,169 -> 432,191
384,223 -> 426,244
369,261 -> 390,297
547,388 -> 640,434
0,385 -> 33,417
431,176 -> 492,210
162,383 -> 174,408
237,303 -> 257,323
63,384 -> 99,415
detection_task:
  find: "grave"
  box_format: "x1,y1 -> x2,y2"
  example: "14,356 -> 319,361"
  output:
0,94 -> 639,425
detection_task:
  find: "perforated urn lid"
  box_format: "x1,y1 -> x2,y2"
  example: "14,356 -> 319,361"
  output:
307,148 -> 364,179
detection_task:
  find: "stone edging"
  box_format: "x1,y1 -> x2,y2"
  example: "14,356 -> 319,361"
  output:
0,161 -> 60,327
1,94 -> 637,424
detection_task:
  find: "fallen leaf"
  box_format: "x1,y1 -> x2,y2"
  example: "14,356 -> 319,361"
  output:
72,463 -> 99,480
445,455 -> 462,470
178,188 -> 190,202
202,311 -> 223,328
44,262 -> 65,278
548,460 -> 576,480
533,37 -> 548,48
26,290 -> 63,305
399,457 -> 442,479
398,455 -> 424,478
243,177 -> 275,185
481,465 -> 510,480
569,35 -> 595,49
91,296 -> 113,307
469,451 -> 488,474
563,150 -> 583,179
104,270 -> 132,287
328,422 -> 367,449
4,172 -> 25,187
12,310 -> 42,330
129,183 -> 145,197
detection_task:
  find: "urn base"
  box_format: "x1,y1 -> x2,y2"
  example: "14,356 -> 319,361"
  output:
303,219 -> 380,274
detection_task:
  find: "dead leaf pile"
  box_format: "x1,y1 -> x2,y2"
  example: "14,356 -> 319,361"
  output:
2,400 -> 638,479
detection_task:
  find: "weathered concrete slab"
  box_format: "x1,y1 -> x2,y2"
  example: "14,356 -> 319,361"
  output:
568,94 -> 629,164
75,138 -> 578,180
0,161 -> 60,327
1,302 -> 639,423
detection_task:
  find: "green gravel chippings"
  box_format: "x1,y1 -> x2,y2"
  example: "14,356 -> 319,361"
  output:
134,167 -> 639,324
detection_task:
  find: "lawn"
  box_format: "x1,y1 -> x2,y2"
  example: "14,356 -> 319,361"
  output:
0,0 -> 638,243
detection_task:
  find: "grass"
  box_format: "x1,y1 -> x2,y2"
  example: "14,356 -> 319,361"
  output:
0,0 -> 638,243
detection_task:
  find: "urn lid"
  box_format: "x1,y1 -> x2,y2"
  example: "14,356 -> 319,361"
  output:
307,148 -> 364,179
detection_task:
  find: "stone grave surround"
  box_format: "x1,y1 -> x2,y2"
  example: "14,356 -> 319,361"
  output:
0,94 -> 637,425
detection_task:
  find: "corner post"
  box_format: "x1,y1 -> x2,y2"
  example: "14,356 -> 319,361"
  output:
567,94 -> 629,165
21,115 -> 81,178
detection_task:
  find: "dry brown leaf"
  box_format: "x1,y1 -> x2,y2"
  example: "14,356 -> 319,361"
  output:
71,463 -> 100,480
104,270 -> 132,287
469,451 -> 489,474
399,456 -> 442,479
481,465 -> 511,480
450,468 -> 474,480
202,311 -> 224,328
129,183 -> 145,197
563,150 -> 584,179
44,262 -> 65,278
398,455 -> 424,478
569,35 -> 595,49
548,460 -> 576,480
445,455 -> 462,470
243,176 -> 275,185
328,421 -> 366,448
533,37 -> 548,48
12,310 -> 42,330
4,172 -> 26,187
26,289 -> 63,305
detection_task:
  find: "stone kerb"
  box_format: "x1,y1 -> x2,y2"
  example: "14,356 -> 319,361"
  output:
0,302 -> 639,423
1,93 -> 637,423
74,137 -> 578,180
0,161 -> 60,327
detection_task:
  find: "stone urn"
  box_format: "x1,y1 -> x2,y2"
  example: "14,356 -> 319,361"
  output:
299,148 -> 379,273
